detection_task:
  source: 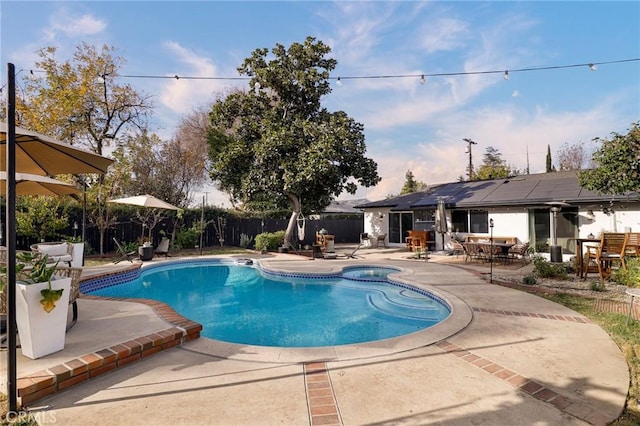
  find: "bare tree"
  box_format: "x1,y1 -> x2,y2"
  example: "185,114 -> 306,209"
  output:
556,142 -> 591,171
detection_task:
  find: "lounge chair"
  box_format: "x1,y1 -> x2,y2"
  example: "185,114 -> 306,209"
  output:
155,238 -> 171,258
30,241 -> 74,266
113,237 -> 136,264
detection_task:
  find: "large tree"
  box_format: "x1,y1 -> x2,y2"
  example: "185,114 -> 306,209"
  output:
8,43 -> 154,254
207,37 -> 380,247
578,122 -> 640,195
473,146 -> 517,180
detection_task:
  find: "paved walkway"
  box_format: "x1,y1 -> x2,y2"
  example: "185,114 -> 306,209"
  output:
1,248 -> 631,425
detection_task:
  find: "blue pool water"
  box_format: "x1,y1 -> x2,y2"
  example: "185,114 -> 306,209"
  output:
87,261 -> 450,347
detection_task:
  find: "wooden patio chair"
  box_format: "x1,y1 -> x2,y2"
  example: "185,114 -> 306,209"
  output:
583,232 -> 628,281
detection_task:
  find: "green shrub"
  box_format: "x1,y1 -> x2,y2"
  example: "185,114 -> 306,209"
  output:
254,231 -> 286,252
239,233 -> 254,249
612,256 -> 640,288
589,281 -> 606,292
533,255 -> 568,279
174,228 -> 199,249
522,274 -> 538,285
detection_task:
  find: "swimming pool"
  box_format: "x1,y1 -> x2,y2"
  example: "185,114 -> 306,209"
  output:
86,260 -> 451,347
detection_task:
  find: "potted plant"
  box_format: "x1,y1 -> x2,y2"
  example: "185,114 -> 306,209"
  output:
1,252 -> 71,359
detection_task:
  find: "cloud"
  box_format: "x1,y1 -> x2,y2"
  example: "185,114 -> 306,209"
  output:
48,12 -> 107,38
158,41 -> 241,114
418,18 -> 469,54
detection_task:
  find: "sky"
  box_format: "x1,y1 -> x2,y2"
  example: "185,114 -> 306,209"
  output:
1,1 -> 639,208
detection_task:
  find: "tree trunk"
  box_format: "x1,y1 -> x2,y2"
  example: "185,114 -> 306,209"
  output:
284,193 -> 301,249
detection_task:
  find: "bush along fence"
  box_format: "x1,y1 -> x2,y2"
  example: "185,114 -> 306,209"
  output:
15,210 -> 364,256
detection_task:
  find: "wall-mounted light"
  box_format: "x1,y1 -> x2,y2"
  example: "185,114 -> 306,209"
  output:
378,213 -> 384,220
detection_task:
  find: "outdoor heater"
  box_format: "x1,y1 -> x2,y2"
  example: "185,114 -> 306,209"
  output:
546,201 -> 571,263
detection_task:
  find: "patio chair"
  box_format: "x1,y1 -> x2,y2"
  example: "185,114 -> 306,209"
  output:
508,242 -> 531,265
359,233 -> 371,247
113,237 -> 136,264
374,234 -> 388,248
30,241 -> 73,266
53,266 -> 83,331
583,232 -> 628,281
451,240 -> 465,258
155,238 -> 171,258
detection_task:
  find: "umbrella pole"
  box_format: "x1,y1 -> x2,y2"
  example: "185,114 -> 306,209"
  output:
199,195 -> 204,255
6,62 -> 18,412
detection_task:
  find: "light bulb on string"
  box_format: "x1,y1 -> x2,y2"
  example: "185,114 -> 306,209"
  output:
336,77 -> 342,86
420,74 -> 425,85
503,70 -> 509,80
589,63 -> 597,71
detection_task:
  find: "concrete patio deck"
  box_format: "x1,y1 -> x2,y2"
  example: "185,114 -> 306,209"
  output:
0,247 -> 631,425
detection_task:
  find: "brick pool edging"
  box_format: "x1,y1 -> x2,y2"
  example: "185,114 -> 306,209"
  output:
17,292 -> 203,407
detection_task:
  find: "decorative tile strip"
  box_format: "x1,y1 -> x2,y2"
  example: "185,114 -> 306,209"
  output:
304,362 -> 342,426
472,307 -> 591,323
435,340 -> 608,425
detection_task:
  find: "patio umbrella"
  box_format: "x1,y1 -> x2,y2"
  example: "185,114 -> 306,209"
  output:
108,194 -> 180,210
0,121 -> 114,176
435,197 -> 448,251
3,63 -> 115,411
0,171 -> 80,196
108,195 -> 180,241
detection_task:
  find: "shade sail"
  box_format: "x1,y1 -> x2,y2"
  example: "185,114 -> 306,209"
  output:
0,121 -> 114,175
109,194 -> 180,210
0,171 -> 80,196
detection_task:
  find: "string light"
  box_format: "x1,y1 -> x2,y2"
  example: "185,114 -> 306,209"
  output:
3,58 -> 638,92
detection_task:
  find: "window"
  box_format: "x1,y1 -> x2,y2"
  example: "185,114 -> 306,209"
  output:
451,210 -> 468,233
452,209 -> 489,233
469,210 -> 489,233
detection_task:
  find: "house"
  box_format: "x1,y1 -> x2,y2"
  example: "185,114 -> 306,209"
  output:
357,171 -> 640,261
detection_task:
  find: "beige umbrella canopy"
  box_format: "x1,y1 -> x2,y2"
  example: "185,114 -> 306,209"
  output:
108,194 -> 180,210
109,195 -> 180,242
0,171 -> 80,196
0,121 -> 114,175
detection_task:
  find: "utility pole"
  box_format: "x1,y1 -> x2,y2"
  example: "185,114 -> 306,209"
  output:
463,138 -> 477,180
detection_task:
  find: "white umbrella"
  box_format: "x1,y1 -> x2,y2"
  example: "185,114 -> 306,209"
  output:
0,171 -> 80,196
108,195 -> 181,242
108,194 -> 180,210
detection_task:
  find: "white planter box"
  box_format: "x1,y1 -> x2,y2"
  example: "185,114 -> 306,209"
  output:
16,277 -> 71,359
